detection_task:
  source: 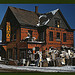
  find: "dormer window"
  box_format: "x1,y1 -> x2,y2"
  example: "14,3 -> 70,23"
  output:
55,19 -> 60,28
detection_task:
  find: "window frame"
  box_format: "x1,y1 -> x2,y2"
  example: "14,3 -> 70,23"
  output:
40,31 -> 45,41
7,49 -> 12,59
55,19 -> 60,28
63,33 -> 66,42
49,31 -> 53,41
14,31 -> 16,40
14,48 -> 17,60
28,30 -> 32,38
35,47 -> 39,53
57,32 -> 60,39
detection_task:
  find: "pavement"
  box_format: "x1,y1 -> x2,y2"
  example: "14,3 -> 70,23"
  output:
0,68 -> 37,72
0,64 -> 75,72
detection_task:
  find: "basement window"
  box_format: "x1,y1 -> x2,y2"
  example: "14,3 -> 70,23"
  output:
49,31 -> 53,41
63,33 -> 66,42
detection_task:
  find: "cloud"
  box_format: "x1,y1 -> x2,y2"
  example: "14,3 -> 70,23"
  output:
0,40 -> 2,42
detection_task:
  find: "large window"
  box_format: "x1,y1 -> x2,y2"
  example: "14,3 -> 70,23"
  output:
10,34 -> 12,41
14,31 -> 16,40
14,48 -> 17,60
57,32 -> 60,39
35,47 -> 39,53
28,30 -> 32,38
55,20 -> 60,28
40,31 -> 44,41
63,33 -> 66,42
49,31 -> 53,41
20,49 -> 26,59
7,49 -> 12,59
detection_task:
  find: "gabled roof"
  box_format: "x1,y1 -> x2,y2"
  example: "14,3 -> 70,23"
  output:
1,6 -> 72,30
8,6 -> 39,26
37,12 -> 53,26
39,9 -> 71,29
58,9 -> 71,29
38,9 -> 59,26
47,8 -> 59,15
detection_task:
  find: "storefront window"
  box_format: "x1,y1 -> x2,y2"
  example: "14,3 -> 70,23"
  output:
20,49 -> 26,59
7,49 -> 12,59
14,48 -> 17,60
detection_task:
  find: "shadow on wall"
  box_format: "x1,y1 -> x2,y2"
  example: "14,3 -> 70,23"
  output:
0,46 -> 6,59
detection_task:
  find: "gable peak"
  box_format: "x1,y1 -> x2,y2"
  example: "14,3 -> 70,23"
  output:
47,8 -> 59,15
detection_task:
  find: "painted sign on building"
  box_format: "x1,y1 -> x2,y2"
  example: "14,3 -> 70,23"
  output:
6,22 -> 11,42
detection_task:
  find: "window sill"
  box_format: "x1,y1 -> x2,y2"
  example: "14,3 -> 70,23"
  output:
49,40 -> 53,41
56,39 -> 61,42
14,39 -> 16,41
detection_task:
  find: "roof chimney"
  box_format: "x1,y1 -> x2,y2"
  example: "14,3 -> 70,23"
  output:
35,6 -> 38,13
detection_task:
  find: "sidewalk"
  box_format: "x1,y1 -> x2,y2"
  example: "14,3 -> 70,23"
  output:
0,64 -> 75,72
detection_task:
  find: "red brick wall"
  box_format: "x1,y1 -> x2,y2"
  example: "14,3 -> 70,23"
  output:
28,43 -> 48,51
4,26 -> 74,60
21,27 -> 74,51
46,27 -> 74,50
28,44 -> 41,51
21,28 -> 39,40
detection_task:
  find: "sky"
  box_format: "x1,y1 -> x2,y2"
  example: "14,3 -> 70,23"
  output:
0,4 -> 75,46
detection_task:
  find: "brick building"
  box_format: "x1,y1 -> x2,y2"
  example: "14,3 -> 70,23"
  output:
0,6 -> 74,60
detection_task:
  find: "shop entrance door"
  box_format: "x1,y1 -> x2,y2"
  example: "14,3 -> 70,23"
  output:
20,49 -> 26,59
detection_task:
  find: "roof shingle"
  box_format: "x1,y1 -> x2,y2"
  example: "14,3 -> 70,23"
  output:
9,6 -> 39,26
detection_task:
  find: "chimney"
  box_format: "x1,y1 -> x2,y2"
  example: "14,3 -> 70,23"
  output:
35,6 -> 38,13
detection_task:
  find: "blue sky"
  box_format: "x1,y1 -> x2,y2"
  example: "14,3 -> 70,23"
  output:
0,4 -> 75,46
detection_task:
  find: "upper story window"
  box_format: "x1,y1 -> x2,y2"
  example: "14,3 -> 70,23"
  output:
10,34 -> 12,41
63,33 -> 66,42
57,32 -> 60,39
35,47 -> 39,53
49,31 -> 53,41
40,31 -> 45,41
55,19 -> 60,28
14,31 -> 16,40
28,30 -> 32,38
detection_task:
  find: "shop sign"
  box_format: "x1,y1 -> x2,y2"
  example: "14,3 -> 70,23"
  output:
6,22 -> 11,42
